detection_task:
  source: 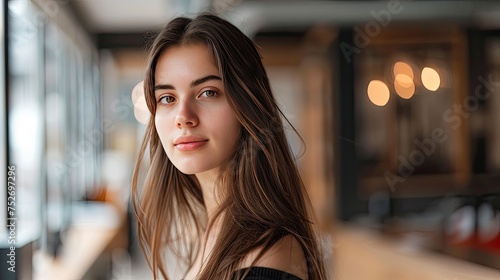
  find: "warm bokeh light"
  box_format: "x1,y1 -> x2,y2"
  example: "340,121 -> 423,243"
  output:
421,67 -> 441,91
393,61 -> 414,79
395,73 -> 413,87
131,81 -> 144,106
394,78 -> 415,99
134,94 -> 150,125
393,61 -> 415,99
131,81 -> 150,124
367,80 -> 390,106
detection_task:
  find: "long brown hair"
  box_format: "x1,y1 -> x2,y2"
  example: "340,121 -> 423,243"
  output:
132,13 -> 328,280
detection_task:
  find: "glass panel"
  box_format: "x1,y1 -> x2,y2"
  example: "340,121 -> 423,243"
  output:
41,12 -> 103,257
44,22 -> 67,254
7,0 -> 44,243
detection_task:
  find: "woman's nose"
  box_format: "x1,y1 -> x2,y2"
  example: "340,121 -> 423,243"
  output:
175,101 -> 199,128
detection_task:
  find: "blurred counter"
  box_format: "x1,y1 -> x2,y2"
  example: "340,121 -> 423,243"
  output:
332,224 -> 500,280
33,202 -> 126,280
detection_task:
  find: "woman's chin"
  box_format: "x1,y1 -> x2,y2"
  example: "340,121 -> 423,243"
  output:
175,167 -> 199,175
173,165 -> 213,176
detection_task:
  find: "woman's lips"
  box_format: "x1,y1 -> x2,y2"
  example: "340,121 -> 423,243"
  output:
174,135 -> 208,151
174,140 -> 208,151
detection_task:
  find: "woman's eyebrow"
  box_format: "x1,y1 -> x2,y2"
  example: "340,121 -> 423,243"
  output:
154,74 -> 222,91
190,75 -> 221,87
154,84 -> 174,91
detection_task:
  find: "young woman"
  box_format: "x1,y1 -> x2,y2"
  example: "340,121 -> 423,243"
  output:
132,13 -> 328,280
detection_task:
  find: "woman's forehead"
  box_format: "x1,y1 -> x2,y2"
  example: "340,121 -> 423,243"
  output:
154,43 -> 220,84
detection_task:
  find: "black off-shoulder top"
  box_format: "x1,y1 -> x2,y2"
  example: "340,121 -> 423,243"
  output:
232,267 -> 303,280
182,267 -> 303,280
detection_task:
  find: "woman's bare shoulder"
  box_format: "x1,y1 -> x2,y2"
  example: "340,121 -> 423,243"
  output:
239,235 -> 308,279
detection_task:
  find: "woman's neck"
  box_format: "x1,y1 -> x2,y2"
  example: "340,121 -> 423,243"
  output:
195,168 -> 221,221
184,169 -> 224,280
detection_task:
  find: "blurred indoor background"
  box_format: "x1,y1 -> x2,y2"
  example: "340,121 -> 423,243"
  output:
1,0 -> 500,279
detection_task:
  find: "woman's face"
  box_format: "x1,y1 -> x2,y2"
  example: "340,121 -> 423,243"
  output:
154,43 -> 241,175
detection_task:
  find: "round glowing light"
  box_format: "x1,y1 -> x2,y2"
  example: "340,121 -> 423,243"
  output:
394,78 -> 415,99
393,61 -> 414,79
395,73 -> 413,87
131,81 -> 150,124
134,93 -> 150,125
131,81 -> 144,106
367,80 -> 390,106
421,67 -> 441,91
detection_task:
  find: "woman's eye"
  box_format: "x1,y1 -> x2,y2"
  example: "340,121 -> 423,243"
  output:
158,96 -> 176,104
200,90 -> 218,98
